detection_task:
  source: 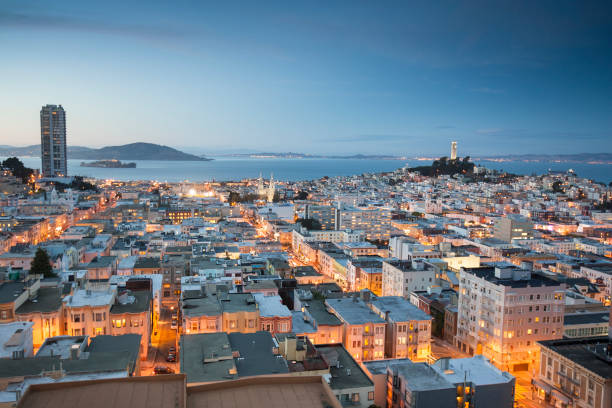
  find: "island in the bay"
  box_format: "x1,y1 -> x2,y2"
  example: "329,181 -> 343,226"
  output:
80,160 -> 137,168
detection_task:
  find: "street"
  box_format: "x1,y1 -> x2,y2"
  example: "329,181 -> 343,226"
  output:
142,308 -> 179,376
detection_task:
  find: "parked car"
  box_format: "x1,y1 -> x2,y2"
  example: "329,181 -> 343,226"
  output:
154,366 -> 174,375
168,346 -> 176,354
171,319 -> 178,329
166,353 -> 176,362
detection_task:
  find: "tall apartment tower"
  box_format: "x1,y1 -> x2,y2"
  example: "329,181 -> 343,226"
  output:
40,104 -> 67,177
450,141 -> 457,160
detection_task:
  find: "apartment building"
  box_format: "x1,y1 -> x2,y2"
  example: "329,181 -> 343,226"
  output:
252,293 -> 291,334
382,259 -> 437,298
369,296 -> 432,360
161,254 -> 189,308
181,290 -> 261,335
349,257 -> 384,295
336,206 -> 391,242
493,214 -> 534,243
0,280 -> 40,323
365,355 -> 515,408
295,299 -> 344,345
63,288 -> 115,337
304,204 -> 337,230
456,265 -> 566,372
110,289 -> 152,359
325,297 -> 386,361
15,286 -> 64,349
535,338 -> 611,408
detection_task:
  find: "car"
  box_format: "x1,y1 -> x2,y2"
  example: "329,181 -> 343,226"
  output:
166,353 -> 176,362
168,346 -> 176,354
171,319 -> 178,329
154,366 -> 174,375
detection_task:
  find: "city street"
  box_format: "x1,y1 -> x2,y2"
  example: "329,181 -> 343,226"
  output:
142,308 -> 179,376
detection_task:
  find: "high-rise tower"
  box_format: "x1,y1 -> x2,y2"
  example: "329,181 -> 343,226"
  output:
40,104 -> 67,177
450,141 -> 457,160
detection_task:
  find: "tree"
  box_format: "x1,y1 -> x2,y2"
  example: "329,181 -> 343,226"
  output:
295,191 -> 309,200
552,180 -> 564,193
228,191 -> 241,204
30,248 -> 55,278
1,157 -> 35,185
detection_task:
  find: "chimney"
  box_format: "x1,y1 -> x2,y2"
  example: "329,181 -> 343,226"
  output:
70,344 -> 80,360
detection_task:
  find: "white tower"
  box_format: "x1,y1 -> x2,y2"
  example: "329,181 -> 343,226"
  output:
257,172 -> 265,197
267,173 -> 275,202
450,141 -> 457,160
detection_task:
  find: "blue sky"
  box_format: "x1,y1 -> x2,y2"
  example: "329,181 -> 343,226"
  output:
1,0 -> 611,155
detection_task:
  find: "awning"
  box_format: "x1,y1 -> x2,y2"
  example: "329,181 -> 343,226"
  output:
531,379 -> 552,393
551,389 -> 571,404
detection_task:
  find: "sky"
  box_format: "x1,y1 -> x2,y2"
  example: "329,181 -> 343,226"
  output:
0,0 -> 611,156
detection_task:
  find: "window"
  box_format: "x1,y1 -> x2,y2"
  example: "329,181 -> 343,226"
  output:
351,393 -> 360,402
368,391 -> 374,401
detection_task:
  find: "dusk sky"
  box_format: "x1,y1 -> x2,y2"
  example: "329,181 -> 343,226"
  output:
1,0 -> 611,156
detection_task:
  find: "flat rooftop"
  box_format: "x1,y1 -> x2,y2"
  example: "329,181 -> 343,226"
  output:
538,338 -> 612,379
17,374 -> 186,408
325,298 -> 385,325
64,288 -> 116,308
369,296 -> 432,322
431,355 -> 514,386
253,293 -> 291,317
186,375 -> 341,408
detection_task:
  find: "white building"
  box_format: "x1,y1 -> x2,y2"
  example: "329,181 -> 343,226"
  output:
455,265 -> 566,372
382,260 -> 437,297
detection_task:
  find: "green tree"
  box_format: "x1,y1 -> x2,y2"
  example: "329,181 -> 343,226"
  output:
2,157 -> 34,185
30,248 -> 55,278
552,180 -> 564,193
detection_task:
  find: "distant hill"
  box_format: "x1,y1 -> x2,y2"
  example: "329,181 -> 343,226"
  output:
0,143 -> 211,161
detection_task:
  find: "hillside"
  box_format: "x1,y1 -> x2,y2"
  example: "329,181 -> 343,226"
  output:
0,143 -> 210,161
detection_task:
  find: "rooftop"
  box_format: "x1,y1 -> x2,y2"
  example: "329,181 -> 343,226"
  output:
538,338 -> 612,379
180,332 -> 236,384
369,296 -> 432,322
564,312 -> 610,326
186,375 -> 341,408
0,281 -> 26,304
431,355 -> 514,386
317,344 -> 373,390
303,300 -> 341,326
16,286 -> 63,314
17,374 -> 186,408
252,293 -> 291,317
325,298 -> 385,325
64,288 -> 116,308
110,290 -> 152,315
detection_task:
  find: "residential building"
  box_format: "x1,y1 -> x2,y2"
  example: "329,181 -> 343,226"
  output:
456,265 -> 566,372
15,286 -> 64,349
369,296 -> 432,360
382,260 -> 437,298
535,337 -> 611,408
63,287 -> 115,337
325,297 -> 386,361
493,215 -> 534,243
317,344 -> 375,408
0,321 -> 34,359
40,104 -> 67,177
